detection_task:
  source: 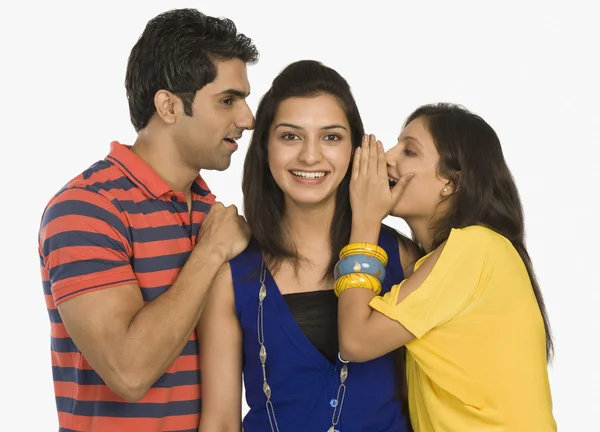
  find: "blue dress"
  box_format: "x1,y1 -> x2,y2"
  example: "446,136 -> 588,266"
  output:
229,225 -> 410,432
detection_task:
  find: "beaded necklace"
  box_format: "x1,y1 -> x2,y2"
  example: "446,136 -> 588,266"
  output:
257,259 -> 349,432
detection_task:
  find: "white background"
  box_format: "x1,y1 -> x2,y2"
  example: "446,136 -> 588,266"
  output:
1,1 -> 598,430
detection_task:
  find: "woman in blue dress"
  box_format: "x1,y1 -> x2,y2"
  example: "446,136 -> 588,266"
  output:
198,60 -> 420,432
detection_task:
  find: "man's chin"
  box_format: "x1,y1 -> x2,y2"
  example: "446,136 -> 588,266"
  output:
211,159 -> 232,172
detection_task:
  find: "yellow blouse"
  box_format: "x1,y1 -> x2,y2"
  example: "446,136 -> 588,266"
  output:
370,225 -> 556,431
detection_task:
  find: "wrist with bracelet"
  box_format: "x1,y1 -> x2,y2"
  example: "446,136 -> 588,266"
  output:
333,242 -> 389,297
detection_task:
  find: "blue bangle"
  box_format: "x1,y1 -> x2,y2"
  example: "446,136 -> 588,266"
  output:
334,254 -> 386,283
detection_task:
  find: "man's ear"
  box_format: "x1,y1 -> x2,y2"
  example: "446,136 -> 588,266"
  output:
153,90 -> 179,125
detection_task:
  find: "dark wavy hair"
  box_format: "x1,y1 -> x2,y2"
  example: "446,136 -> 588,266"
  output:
242,60 -> 365,280
405,102 -> 553,361
125,8 -> 259,132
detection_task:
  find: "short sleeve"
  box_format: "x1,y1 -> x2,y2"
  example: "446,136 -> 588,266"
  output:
39,187 -> 137,306
369,226 -> 493,338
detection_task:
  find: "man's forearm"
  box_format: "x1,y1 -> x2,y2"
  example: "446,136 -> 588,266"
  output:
113,247 -> 223,399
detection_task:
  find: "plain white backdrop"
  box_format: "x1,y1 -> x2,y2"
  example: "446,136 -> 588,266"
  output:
1,0 -> 598,429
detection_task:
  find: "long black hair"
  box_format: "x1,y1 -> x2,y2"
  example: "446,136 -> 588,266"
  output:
242,60 -> 364,279
405,102 -> 553,361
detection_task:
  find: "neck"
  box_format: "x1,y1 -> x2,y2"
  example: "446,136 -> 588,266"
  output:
405,201 -> 453,253
130,124 -> 198,193
405,216 -> 436,253
284,199 -> 335,254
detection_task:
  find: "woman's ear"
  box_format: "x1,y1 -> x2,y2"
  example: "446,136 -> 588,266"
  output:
441,171 -> 460,196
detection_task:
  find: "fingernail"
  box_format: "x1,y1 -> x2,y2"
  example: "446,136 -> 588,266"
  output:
363,134 -> 368,142
377,141 -> 382,148
356,147 -> 361,153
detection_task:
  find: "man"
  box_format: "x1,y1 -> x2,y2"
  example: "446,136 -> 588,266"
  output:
38,9 -> 258,431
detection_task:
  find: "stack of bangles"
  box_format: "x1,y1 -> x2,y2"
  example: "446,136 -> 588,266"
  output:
333,242 -> 388,297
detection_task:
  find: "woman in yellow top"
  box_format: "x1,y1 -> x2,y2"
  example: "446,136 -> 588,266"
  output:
335,103 -> 556,431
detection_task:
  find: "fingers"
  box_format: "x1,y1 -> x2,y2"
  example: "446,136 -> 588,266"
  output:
391,172 -> 414,203
376,139 -> 386,178
208,201 -> 225,214
358,134 -> 380,177
368,135 -> 378,175
207,202 -> 242,221
352,144 -> 361,181
359,134 -> 370,177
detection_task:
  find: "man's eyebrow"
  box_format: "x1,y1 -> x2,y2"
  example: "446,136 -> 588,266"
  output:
216,88 -> 250,98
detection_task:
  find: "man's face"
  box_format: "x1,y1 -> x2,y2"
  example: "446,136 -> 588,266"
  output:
174,58 -> 254,171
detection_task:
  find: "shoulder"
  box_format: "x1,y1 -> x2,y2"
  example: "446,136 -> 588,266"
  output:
425,225 -> 506,274
39,163 -> 131,245
41,187 -> 121,233
448,225 -> 506,251
42,159 -> 124,213
229,238 -> 261,268
228,239 -> 263,291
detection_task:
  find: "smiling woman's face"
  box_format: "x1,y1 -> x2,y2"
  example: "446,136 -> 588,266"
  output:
267,94 -> 352,208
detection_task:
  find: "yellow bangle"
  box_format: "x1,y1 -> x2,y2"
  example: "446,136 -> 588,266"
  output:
339,242 -> 388,266
334,272 -> 382,297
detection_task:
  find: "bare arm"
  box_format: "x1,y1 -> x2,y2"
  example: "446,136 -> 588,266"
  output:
340,135 -> 485,363
339,134 -> 425,362
50,200 -> 249,401
198,263 -> 243,432
338,242 -> 443,362
58,246 -> 223,401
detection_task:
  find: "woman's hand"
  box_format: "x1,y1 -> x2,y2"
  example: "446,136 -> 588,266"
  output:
349,134 -> 413,243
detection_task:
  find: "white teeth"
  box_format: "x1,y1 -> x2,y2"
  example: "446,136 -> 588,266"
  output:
291,171 -> 327,179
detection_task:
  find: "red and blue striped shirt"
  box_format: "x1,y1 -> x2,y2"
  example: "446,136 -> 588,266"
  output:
39,141 -> 215,431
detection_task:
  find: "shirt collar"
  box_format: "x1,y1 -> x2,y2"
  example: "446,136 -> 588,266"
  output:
105,141 -> 213,199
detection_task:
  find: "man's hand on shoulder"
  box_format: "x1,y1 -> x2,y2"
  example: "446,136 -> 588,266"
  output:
195,202 -> 251,263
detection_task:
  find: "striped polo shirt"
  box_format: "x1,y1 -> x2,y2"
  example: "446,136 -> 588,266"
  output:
38,141 -> 215,432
